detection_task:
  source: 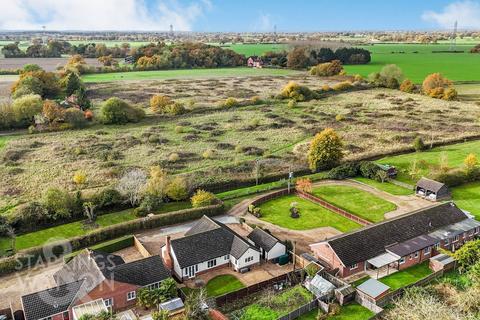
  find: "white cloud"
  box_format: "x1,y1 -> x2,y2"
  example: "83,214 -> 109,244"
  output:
253,13 -> 274,32
0,0 -> 212,31
422,0 -> 480,29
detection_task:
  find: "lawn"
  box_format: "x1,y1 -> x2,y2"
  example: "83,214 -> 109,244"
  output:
206,274 -> 245,297
82,67 -> 297,82
257,194 -> 361,232
311,185 -> 396,223
378,140 -> 480,185
326,303 -> 374,320
213,43 -> 288,56
345,43 -> 480,83
353,177 -> 412,196
379,262 -> 433,290
451,182 -> 480,220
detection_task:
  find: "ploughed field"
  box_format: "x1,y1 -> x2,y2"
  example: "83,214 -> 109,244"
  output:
0,57 -> 105,72
1,74 -> 480,213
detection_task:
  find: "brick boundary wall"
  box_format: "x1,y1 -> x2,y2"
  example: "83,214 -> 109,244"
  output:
296,190 -> 372,226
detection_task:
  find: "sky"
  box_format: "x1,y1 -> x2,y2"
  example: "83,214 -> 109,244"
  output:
1,0 -> 480,32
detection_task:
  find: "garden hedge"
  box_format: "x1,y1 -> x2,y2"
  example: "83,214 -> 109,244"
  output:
63,235 -> 134,263
0,203 -> 224,276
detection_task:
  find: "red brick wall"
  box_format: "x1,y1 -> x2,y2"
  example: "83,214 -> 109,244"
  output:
310,242 -> 365,278
74,280 -> 140,312
339,261 -> 365,278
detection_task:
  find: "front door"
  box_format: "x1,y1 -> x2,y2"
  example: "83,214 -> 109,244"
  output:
187,265 -> 196,278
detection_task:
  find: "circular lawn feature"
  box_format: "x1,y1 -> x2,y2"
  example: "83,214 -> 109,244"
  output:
206,274 -> 245,297
257,194 -> 361,232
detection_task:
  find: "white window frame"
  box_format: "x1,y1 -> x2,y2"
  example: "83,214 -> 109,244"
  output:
454,235 -> 460,242
434,243 -> 440,250
104,298 -> 113,307
224,255 -> 229,261
399,257 -> 406,264
423,247 -> 430,255
349,263 -> 358,270
127,291 -> 136,301
475,227 -> 479,234
414,251 -> 419,258
207,259 -> 217,268
244,256 -> 254,263
147,282 -> 161,290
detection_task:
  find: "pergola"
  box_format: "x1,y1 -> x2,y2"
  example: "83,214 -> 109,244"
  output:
72,299 -> 108,320
366,252 -> 400,279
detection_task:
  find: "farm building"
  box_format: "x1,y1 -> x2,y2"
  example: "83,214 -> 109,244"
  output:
415,177 -> 450,201
21,250 -> 171,320
247,227 -> 286,262
376,164 -> 397,178
310,202 -> 480,278
162,216 -> 260,280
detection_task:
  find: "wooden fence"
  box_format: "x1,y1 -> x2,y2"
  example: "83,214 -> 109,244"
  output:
277,299 -> 319,320
250,189 -> 291,207
213,270 -> 302,307
296,190 -> 372,226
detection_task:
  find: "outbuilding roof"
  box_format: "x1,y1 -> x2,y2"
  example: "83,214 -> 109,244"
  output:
357,279 -> 390,299
247,228 -> 280,252
318,202 -> 467,266
416,177 -> 447,193
386,235 -> 438,257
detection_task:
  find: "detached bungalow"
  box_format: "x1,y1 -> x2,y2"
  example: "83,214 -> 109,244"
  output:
310,202 -> 480,278
247,227 -> 286,262
21,250 -> 171,320
162,216 -> 260,280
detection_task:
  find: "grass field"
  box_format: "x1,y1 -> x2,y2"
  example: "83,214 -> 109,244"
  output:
345,43 -> 480,83
214,43 -> 288,56
206,274 -> 245,297
82,67 -> 297,82
379,262 -> 432,290
311,185 -> 396,222
326,303 -> 374,320
378,140 -> 480,185
451,182 -> 480,219
257,194 -> 361,232
353,177 -> 412,196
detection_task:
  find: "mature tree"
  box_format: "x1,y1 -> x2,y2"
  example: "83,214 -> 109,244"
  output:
184,288 -> 209,320
413,136 -> 426,152
98,55 -> 119,67
116,169 -> 147,206
12,94 -> 43,126
190,189 -> 217,208
307,128 -> 344,172
449,239 -> 480,272
63,72 -> 83,96
165,176 -> 189,201
309,60 -> 343,77
42,100 -> 65,123
145,166 -> 169,197
287,47 -> 310,69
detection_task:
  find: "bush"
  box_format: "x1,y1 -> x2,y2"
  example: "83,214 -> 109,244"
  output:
165,102 -> 186,115
223,97 -> 239,108
287,100 -> 297,108
359,161 -> 381,179
308,128 -> 344,172
332,81 -> 353,91
431,169 -> 468,187
369,64 -> 404,89
422,73 -> 457,100
443,87 -> 458,101
327,162 -> 360,179
279,81 -> 315,101
166,176 -> 189,201
135,194 -> 163,217
100,97 -> 145,124
0,102 -> 17,130
92,189 -> 123,210
202,149 -> 215,159
400,79 -> 416,93
191,189 -> 217,208
250,96 -> 262,105
73,170 -> 87,185
413,136 -> 426,152
64,108 -> 88,128
11,202 -> 48,230
12,94 -> 43,126
150,95 -> 173,113
168,153 -> 180,162
42,188 -> 76,220
309,60 -> 343,76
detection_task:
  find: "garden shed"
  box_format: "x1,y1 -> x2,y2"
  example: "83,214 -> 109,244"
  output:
415,177 -> 450,201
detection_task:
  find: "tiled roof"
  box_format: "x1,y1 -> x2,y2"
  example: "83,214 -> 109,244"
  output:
113,255 -> 171,286
416,177 -> 447,193
170,216 -> 257,268
247,228 -> 280,252
325,202 -> 467,266
22,280 -> 84,320
386,235 -> 438,257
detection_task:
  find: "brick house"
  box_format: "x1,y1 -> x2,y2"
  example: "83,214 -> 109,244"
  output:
162,216 -> 261,280
310,202 -> 480,278
21,250 -> 171,320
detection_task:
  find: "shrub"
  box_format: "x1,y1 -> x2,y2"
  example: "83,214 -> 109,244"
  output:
287,47 -> 310,69
64,108 -> 88,128
191,189 -> 217,208
250,96 -> 262,105
166,176 -> 189,201
175,125 -> 185,133
73,170 -> 87,185
150,95 -> 173,113
422,73 -> 457,100
287,100 -> 297,108
368,64 -> 404,89
42,100 -> 64,123
307,128 -> 344,172
100,97 -> 145,124
413,136 -> 426,152
359,161 -> 381,179
0,102 -> 17,130
135,194 -> 163,217
12,94 -> 43,126
223,97 -> 239,108
431,169 -> 468,187
92,188 -> 123,210
202,149 -> 215,159
335,114 -> 345,121
400,79 -> 416,93
309,60 -> 343,76
443,87 -> 458,101
295,178 -> 312,193
168,153 -> 180,162
165,102 -> 186,115
42,188 -> 75,220
321,84 -> 332,92
11,202 -> 48,230
279,81 -> 315,101
332,81 -> 353,91
327,162 -> 360,179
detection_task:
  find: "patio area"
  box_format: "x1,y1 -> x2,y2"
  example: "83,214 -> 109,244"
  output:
182,261 -> 292,289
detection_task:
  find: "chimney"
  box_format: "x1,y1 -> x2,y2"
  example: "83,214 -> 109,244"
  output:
162,236 -> 174,270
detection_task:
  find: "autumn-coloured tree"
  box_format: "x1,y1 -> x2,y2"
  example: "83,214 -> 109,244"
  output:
422,73 -> 457,100
191,189 -> 217,208
145,166 -> 169,197
464,153 -> 478,173
399,79 -> 416,93
287,47 -> 310,69
98,55 -> 119,67
309,60 -> 343,77
150,95 -> 173,113
42,100 -> 64,123
307,128 -> 344,172
295,178 -> 313,193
